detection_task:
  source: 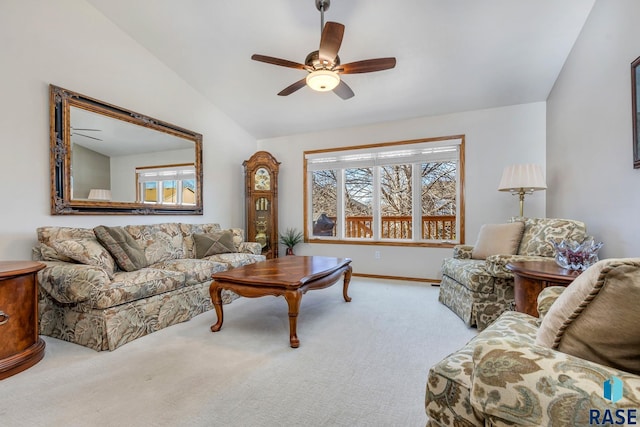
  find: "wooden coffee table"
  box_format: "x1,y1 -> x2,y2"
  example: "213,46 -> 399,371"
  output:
209,256 -> 352,348
507,260 -> 581,317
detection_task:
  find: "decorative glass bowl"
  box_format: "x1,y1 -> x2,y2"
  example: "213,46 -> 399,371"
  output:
551,237 -> 603,271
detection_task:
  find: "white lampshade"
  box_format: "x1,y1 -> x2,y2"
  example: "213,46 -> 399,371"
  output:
88,189 -> 112,200
306,70 -> 340,92
498,164 -> 546,192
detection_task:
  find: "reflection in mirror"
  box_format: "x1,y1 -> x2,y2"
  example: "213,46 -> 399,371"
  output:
50,85 -> 203,214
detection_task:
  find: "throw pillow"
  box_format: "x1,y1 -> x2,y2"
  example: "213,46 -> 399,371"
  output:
94,225 -> 148,272
51,238 -> 116,278
193,231 -> 236,258
471,222 -> 525,260
535,258 -> 640,375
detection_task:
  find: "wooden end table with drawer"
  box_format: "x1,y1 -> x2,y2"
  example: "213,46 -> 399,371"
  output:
0,261 -> 46,380
506,260 -> 581,317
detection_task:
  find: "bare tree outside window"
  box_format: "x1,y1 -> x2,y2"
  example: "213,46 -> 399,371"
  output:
311,170 -> 337,236
422,162 -> 457,239
345,168 -> 373,238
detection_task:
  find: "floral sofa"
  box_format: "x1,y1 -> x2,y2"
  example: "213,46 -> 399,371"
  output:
426,258 -> 640,426
32,223 -> 265,351
439,217 -> 587,330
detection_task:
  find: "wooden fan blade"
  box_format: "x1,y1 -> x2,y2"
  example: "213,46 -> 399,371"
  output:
333,80 -> 354,100
278,78 -> 308,96
338,58 -> 397,74
319,22 -> 344,63
251,54 -> 307,70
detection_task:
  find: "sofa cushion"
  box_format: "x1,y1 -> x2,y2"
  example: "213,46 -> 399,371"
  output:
51,238 -> 116,279
514,217 -> 586,257
94,226 -> 149,272
471,222 -> 524,260
193,231 -> 236,258
88,268 -> 186,309
535,258 -> 640,375
205,253 -> 266,269
228,228 -> 245,251
149,259 -> 228,285
441,258 -> 495,293
426,311 -> 538,426
124,223 -> 185,265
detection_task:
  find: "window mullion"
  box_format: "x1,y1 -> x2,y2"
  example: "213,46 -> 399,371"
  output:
337,169 -> 345,239
412,163 -> 422,242
177,180 -> 183,205
373,166 -> 380,241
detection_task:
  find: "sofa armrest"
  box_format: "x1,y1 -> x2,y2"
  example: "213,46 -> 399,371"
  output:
470,337 -> 640,426
485,254 -> 555,278
452,245 -> 474,259
536,286 -> 565,319
238,241 -> 262,255
38,261 -> 111,304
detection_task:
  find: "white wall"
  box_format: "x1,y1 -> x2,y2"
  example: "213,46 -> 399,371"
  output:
547,0 -> 640,258
259,102 -> 547,280
0,0 -> 257,260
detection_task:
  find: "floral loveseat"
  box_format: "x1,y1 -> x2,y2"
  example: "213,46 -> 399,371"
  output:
32,223 -> 265,351
426,258 -> 640,426
439,217 -> 587,330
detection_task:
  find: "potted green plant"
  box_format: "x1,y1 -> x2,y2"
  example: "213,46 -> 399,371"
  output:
279,228 -> 304,255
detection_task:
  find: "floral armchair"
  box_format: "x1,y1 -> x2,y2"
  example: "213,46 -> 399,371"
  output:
438,217 -> 587,330
426,258 -> 640,427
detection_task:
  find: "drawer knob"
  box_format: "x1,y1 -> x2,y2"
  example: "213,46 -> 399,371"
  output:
0,311 -> 8,325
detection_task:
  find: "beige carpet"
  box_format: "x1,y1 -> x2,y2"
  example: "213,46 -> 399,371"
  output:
0,278 -> 477,427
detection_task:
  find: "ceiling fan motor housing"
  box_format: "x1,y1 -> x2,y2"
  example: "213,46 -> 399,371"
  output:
305,50 -> 340,70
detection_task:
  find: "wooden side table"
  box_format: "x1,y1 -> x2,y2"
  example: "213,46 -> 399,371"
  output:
506,260 -> 581,317
0,261 -> 46,380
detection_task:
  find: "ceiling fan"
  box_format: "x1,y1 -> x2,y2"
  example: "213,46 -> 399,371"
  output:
251,0 -> 396,100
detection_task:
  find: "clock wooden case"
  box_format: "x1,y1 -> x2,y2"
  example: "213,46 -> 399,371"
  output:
244,151 -> 280,259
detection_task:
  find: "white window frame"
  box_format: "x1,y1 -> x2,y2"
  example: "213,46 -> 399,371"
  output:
304,135 -> 465,247
136,164 -> 196,205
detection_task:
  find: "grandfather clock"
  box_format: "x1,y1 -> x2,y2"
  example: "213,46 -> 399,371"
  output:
244,151 -> 280,259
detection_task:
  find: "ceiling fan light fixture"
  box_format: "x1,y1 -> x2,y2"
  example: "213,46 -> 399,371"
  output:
306,69 -> 340,92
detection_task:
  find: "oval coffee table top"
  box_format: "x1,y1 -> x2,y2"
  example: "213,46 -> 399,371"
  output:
212,256 -> 352,287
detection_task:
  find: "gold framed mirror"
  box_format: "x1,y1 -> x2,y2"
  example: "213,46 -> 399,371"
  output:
49,85 -> 203,215
632,56 -> 640,169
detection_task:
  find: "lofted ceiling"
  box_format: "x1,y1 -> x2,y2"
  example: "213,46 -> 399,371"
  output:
86,0 -> 595,140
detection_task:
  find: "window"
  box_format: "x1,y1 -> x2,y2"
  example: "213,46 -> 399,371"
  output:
135,164 -> 196,205
304,136 -> 464,246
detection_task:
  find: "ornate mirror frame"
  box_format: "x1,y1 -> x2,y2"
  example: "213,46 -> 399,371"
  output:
49,85 -> 203,214
632,56 -> 640,169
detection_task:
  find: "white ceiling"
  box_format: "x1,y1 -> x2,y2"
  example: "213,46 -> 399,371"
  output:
85,0 -> 595,140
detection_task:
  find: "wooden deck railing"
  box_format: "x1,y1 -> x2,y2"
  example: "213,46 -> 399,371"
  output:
322,215 -> 456,240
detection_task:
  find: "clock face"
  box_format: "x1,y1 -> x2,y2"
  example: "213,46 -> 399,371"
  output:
254,168 -> 271,190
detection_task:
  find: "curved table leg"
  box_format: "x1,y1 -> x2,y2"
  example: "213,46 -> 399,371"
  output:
343,265 -> 353,302
209,282 -> 224,332
285,289 -> 302,348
